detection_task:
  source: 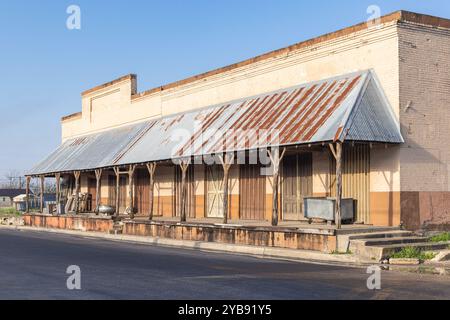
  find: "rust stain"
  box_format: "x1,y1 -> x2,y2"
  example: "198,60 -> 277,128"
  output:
302,75 -> 361,141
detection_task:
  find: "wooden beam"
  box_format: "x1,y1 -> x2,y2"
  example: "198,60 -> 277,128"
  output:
179,160 -> 190,223
219,153 -> 234,224
113,167 -> 120,218
146,163 -> 157,221
335,142 -> 343,229
74,171 -> 81,214
94,169 -> 102,214
25,176 -> 31,213
268,148 -> 286,226
39,175 -> 45,213
329,143 -> 338,160
127,165 -> 136,219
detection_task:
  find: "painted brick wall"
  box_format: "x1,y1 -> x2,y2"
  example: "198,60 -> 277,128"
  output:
398,23 -> 450,228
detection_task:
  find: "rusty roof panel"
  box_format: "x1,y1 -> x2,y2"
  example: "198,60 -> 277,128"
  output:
28,70 -> 403,176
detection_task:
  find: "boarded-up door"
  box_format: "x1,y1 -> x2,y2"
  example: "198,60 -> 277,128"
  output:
206,165 -> 224,218
175,166 -> 196,218
134,169 -> 149,216
239,165 -> 266,220
282,153 -> 313,221
87,177 -> 97,211
330,144 -> 370,224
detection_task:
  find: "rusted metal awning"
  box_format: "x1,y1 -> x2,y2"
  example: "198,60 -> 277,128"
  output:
28,70 -> 403,176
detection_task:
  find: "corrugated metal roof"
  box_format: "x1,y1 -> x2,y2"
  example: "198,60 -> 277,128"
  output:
28,70 -> 403,176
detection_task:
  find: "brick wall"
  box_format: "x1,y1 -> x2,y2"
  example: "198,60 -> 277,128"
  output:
398,22 -> 450,229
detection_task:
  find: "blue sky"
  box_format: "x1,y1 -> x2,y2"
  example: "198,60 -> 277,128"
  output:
0,0 -> 449,179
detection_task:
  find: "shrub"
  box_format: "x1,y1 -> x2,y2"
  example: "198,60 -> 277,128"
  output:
428,232 -> 450,243
0,207 -> 21,216
390,247 -> 436,261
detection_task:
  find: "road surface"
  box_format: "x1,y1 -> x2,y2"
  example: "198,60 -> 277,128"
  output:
0,228 -> 449,299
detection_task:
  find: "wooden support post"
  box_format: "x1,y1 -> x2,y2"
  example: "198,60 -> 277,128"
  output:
179,160 -> 190,223
74,171 -> 81,214
94,169 -> 102,214
127,165 -> 136,219
55,173 -> 61,215
268,148 -> 286,226
146,163 -> 157,221
39,175 -> 45,213
25,176 -> 31,213
113,167 -> 120,218
55,173 -> 61,204
219,153 -> 234,224
335,142 -> 343,229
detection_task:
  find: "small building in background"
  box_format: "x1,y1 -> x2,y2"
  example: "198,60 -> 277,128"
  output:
0,189 -> 27,208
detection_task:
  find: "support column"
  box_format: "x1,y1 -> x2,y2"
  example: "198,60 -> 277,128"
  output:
113,167 -> 120,218
335,142 -> 343,229
94,169 -> 102,214
179,160 -> 190,223
127,165 -> 136,219
25,176 -> 31,213
55,173 -> 61,204
146,163 -> 157,221
268,148 -> 286,226
55,173 -> 61,215
74,171 -> 81,214
219,153 -> 234,224
39,175 -> 45,213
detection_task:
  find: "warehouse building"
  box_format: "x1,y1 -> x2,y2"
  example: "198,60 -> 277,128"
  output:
26,11 -> 450,236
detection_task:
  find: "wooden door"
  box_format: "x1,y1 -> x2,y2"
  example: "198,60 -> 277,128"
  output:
206,165 -> 224,218
108,175 -> 127,213
134,169 -> 150,216
175,166 -> 196,218
239,165 -> 266,220
282,153 -> 313,221
87,177 -> 97,211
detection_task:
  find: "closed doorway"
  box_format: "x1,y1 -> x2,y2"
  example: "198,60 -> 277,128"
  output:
108,175 -> 127,213
205,165 -> 224,218
282,153 -> 313,221
239,165 -> 266,220
330,144 -> 370,224
134,169 -> 150,216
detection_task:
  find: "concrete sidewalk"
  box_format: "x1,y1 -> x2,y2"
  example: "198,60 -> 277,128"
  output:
0,224 -> 368,267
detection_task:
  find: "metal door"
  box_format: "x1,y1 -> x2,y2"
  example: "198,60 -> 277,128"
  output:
330,144 -> 370,224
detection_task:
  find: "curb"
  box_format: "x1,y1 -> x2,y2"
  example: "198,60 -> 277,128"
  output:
0,225 -> 370,267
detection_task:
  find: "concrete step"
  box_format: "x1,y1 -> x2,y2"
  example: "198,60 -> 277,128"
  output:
357,236 -> 427,246
348,230 -> 414,241
357,242 -> 449,261
336,226 -> 401,235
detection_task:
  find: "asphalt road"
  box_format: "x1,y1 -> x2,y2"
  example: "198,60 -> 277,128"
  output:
0,228 -> 449,300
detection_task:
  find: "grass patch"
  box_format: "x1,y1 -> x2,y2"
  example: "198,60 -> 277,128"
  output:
390,247 -> 436,261
0,207 -> 21,216
428,232 -> 450,243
